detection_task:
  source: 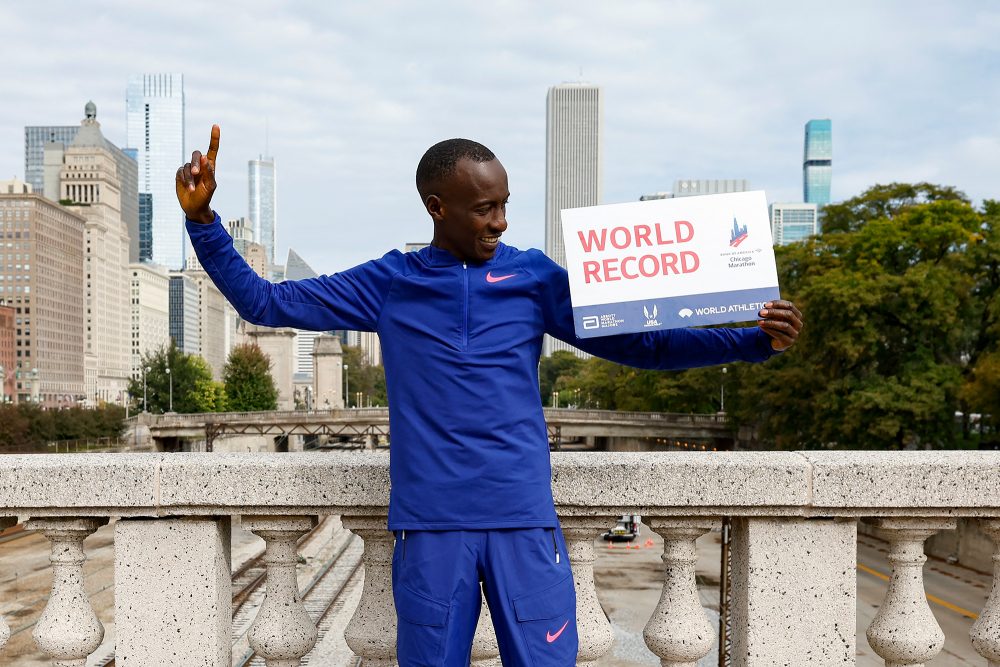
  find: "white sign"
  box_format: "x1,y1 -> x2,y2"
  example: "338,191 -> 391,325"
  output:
560,191 -> 781,338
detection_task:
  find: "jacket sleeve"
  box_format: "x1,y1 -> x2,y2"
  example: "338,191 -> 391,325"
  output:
527,249 -> 778,370
186,214 -> 399,332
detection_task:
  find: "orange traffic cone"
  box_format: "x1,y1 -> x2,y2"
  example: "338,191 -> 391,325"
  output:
645,538 -> 655,548
607,542 -> 614,549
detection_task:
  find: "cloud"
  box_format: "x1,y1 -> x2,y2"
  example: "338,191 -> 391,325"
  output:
1,1 -> 998,270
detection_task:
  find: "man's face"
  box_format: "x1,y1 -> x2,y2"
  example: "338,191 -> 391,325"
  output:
428,158 -> 509,263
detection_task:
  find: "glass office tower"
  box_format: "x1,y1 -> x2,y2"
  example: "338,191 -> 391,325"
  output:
127,73 -> 185,268
770,203 -> 819,246
249,155 -> 277,266
24,126 -> 78,192
803,119 -> 832,207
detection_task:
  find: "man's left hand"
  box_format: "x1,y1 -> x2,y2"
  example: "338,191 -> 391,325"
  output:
757,300 -> 803,351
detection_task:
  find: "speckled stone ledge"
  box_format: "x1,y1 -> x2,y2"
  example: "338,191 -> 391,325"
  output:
1,451 -> 1000,518
803,451 -> 1000,511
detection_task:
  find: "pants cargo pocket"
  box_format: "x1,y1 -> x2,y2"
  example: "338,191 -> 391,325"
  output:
512,573 -> 578,666
394,582 -> 450,666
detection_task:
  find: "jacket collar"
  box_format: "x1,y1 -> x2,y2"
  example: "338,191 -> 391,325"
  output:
421,242 -> 509,268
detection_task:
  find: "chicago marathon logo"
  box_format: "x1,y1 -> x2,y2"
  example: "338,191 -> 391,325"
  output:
729,217 -> 748,248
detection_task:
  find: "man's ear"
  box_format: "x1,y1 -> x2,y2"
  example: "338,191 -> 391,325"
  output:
425,194 -> 444,222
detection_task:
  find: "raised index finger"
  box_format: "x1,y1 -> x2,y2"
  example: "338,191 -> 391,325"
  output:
206,125 -> 221,164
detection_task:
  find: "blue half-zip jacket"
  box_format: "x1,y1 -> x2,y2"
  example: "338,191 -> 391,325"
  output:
187,214 -> 778,530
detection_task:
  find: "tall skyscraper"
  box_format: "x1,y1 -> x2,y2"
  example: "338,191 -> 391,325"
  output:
770,202 -> 819,246
803,119 -> 832,207
127,73 -> 185,268
24,126 -> 77,192
26,122 -> 139,262
544,83 -> 602,357
249,155 -> 277,266
59,103 -> 133,405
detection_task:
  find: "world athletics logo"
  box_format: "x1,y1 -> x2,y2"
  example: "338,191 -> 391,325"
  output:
729,216 -> 748,248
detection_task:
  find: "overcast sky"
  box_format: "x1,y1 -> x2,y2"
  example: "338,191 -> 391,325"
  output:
2,1 -> 998,272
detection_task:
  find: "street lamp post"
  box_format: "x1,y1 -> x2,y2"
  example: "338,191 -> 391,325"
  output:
166,367 -> 173,413
0,365 -> 5,404
344,364 -> 349,408
143,366 -> 150,413
720,366 -> 728,413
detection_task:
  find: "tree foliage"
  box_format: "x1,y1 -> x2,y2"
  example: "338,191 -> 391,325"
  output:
223,343 -> 278,412
541,184 -> 1000,449
342,345 -> 387,407
126,342 -> 216,414
0,404 -> 125,452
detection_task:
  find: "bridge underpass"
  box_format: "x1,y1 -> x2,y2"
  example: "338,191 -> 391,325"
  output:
134,408 -> 736,453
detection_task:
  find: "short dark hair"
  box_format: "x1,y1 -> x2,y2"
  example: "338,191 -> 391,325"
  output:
416,138 -> 496,201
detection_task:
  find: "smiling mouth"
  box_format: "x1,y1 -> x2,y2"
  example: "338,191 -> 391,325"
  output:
480,235 -> 501,245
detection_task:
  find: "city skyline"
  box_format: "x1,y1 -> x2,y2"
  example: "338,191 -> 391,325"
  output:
1,2 -> 998,275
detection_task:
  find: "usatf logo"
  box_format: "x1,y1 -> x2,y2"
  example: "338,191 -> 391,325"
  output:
643,304 -> 660,327
729,216 -> 748,248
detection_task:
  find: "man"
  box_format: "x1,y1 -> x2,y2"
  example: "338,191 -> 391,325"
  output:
177,126 -> 802,666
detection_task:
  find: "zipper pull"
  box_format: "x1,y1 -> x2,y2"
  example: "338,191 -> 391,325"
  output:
552,529 -> 560,563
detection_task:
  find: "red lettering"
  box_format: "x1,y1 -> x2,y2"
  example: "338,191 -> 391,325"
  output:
633,225 -> 652,247
583,261 -> 601,283
602,258 -> 621,281
610,227 -> 631,249
621,256 -> 638,279
681,251 -> 700,272
577,229 -> 607,253
638,255 -> 659,277
660,252 -> 679,274
675,220 -> 694,243
654,222 -> 674,245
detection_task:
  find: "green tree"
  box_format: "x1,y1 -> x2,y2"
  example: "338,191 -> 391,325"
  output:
539,351 -> 584,406
192,379 -> 229,413
127,342 -> 216,414
223,343 -> 278,412
342,345 -> 387,407
731,186 -> 989,449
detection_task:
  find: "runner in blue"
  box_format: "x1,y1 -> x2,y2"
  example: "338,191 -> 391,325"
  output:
176,126 -> 802,666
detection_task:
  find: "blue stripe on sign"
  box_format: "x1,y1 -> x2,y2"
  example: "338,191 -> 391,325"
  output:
573,287 -> 781,338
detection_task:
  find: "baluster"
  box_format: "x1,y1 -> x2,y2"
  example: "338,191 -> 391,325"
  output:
0,517 -> 13,652
971,519 -> 1000,666
341,515 -> 397,667
643,518 -> 716,666
866,517 -> 955,667
25,517 -> 106,667
243,515 -> 319,667
560,516 -> 615,662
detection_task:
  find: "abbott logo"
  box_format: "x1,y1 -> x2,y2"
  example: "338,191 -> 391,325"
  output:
582,316 -> 600,330
678,308 -> 694,318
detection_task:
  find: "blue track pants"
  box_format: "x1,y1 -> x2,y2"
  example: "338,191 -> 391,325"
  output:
392,527 -> 578,666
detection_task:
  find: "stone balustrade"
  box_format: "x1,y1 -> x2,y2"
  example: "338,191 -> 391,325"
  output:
1,450 -> 999,665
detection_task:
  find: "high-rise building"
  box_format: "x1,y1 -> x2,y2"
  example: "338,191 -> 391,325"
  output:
58,103 -> 132,405
803,119 -> 832,207
0,179 -> 87,405
673,179 -> 750,198
129,263 -> 171,380
24,126 -> 77,193
544,83 -> 602,358
249,155 -> 277,266
168,273 -> 200,355
769,202 -> 819,246
127,73 -> 185,268
27,121 -> 140,262
0,303 -> 15,403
